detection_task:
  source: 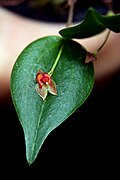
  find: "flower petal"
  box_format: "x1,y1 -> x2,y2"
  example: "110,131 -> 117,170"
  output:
48,79 -> 57,95
35,83 -> 48,100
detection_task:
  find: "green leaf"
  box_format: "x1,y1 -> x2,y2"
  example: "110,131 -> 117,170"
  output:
10,36 -> 94,164
59,7 -> 120,39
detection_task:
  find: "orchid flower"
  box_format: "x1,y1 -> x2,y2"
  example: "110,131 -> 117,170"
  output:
85,52 -> 97,64
35,70 -> 57,100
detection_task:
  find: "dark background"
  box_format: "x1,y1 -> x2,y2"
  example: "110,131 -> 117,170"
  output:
0,0 -> 120,178
2,0 -> 120,22
1,70 -> 120,178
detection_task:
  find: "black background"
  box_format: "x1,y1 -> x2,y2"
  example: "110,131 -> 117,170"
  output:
2,0 -> 120,22
1,71 -> 120,178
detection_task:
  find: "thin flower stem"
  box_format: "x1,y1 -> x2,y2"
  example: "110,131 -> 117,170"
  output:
102,0 -> 113,12
66,0 -> 77,27
97,29 -> 111,52
48,44 -> 64,76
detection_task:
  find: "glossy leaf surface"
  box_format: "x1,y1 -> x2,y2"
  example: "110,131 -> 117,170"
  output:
59,7 -> 120,39
10,36 -> 94,164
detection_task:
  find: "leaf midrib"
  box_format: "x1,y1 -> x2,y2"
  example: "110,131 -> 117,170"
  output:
30,100 -> 46,162
28,39 -> 63,162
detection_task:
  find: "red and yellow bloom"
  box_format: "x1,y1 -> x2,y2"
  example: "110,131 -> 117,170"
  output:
35,70 -> 57,100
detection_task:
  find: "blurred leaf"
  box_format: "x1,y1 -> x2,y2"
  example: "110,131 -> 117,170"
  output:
10,36 -> 94,164
59,7 -> 120,39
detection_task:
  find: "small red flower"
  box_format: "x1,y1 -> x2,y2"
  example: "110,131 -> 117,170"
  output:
85,52 -> 97,63
35,70 -> 57,100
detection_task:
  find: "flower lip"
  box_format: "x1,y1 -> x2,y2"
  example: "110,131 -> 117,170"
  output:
36,70 -> 51,88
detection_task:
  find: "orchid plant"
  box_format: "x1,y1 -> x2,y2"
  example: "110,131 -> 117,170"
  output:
10,0 -> 120,164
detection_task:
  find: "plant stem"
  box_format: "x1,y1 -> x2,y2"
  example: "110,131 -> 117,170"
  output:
97,29 -> 111,52
102,0 -> 113,12
66,0 -> 77,27
48,44 -> 64,76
